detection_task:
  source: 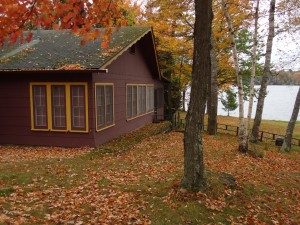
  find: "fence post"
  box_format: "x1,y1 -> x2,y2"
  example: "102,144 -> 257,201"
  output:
172,113 -> 176,129
236,127 -> 239,136
272,134 -> 275,140
177,111 -> 180,128
260,131 -> 264,141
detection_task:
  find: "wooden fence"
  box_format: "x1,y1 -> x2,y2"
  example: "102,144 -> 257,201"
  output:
178,119 -> 300,147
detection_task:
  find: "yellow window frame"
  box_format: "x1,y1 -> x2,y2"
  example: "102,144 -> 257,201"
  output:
30,82 -> 89,133
95,83 -> 115,132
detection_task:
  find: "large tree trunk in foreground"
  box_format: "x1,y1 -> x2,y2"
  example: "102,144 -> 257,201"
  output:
251,0 -> 276,143
207,35 -> 218,135
281,87 -> 300,152
245,0 -> 260,141
180,0 -> 213,191
222,0 -> 247,152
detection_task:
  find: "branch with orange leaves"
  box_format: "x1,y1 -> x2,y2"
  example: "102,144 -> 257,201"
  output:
0,0 -> 137,48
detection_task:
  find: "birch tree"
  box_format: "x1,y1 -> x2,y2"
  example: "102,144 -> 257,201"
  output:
221,0 -> 247,152
251,0 -> 276,143
280,87 -> 300,152
245,0 -> 260,141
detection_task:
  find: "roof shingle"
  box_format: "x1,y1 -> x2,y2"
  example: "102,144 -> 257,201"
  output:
0,26 -> 151,70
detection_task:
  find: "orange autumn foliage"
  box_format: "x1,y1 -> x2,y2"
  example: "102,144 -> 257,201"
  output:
0,0 -> 139,47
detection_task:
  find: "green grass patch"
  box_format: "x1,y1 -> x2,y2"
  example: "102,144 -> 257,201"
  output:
0,187 -> 14,197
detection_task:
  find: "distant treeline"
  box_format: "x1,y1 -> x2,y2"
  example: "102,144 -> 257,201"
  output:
255,70 -> 300,85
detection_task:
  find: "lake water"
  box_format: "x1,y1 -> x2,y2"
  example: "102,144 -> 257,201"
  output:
219,85 -> 300,121
185,85 -> 300,121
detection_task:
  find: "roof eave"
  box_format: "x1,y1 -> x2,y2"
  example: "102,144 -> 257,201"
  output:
0,68 -> 108,73
149,27 -> 162,81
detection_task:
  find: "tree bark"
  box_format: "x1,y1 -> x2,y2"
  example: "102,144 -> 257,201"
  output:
207,35 -> 218,135
245,0 -> 260,141
281,87 -> 300,152
222,0 -> 247,152
180,0 -> 213,191
251,0 -> 276,143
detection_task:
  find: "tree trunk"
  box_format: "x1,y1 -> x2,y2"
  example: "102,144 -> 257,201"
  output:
251,0 -> 276,143
222,0 -> 247,152
207,35 -> 218,135
281,87 -> 300,152
180,0 -> 213,192
245,0 -> 260,141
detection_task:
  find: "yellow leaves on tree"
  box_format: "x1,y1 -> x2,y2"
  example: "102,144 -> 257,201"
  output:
213,0 -> 253,87
141,0 -> 194,89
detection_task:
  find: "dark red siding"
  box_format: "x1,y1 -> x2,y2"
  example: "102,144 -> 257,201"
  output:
0,72 -> 95,147
0,36 -> 164,147
92,38 -> 164,146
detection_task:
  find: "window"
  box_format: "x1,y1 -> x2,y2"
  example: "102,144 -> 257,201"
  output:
127,84 -> 154,120
95,84 -> 114,131
146,86 -> 154,112
71,86 -> 86,130
30,83 -> 88,132
141,86 -> 146,114
132,86 -> 137,117
127,86 -> 132,118
105,86 -> 113,124
138,86 -> 143,114
32,85 -> 48,129
52,85 -> 66,130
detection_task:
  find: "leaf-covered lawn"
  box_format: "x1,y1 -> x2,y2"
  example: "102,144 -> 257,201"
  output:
0,122 -> 299,224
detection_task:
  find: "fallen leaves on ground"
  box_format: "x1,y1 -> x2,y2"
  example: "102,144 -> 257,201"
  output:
0,146 -> 90,163
0,124 -> 300,224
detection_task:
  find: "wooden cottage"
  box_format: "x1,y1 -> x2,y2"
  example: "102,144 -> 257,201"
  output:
0,27 -> 166,147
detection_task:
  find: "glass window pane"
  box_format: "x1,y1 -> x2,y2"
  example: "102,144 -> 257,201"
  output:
127,86 -> 132,118
96,86 -> 105,128
132,86 -> 137,117
106,86 -> 113,125
71,85 -> 85,130
33,85 -> 47,128
142,86 -> 146,113
146,86 -> 149,112
138,86 -> 143,115
52,85 -> 66,129
96,84 -> 114,129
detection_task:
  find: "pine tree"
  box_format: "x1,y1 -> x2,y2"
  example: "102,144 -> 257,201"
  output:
221,88 -> 238,116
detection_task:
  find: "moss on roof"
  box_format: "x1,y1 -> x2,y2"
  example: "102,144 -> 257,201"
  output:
0,26 -> 151,70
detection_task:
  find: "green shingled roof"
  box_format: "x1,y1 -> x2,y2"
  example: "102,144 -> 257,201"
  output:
0,26 -> 151,70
